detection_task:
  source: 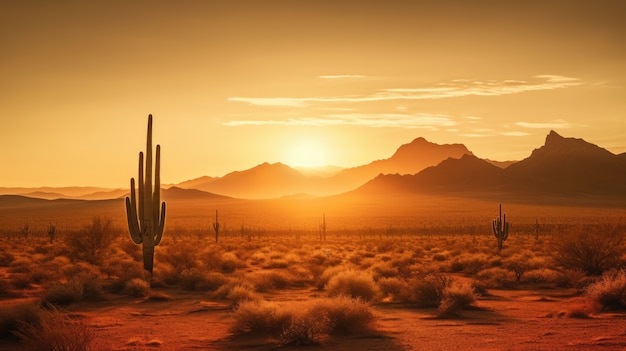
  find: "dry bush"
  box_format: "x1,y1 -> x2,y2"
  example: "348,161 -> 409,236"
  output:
0,249 -> 15,266
250,270 -> 293,292
522,268 -> 560,284
325,270 -> 380,302
158,241 -> 200,273
584,269 -> 626,311
232,296 -> 375,345
316,265 -> 350,290
400,273 -> 451,307
0,303 -> 41,338
14,307 -> 96,351
65,217 -> 119,265
476,267 -> 516,289
123,278 -> 151,297
220,252 -> 246,273
43,272 -> 106,306
180,270 -> 228,291
437,280 -> 477,317
554,225 -> 624,276
377,277 -> 407,300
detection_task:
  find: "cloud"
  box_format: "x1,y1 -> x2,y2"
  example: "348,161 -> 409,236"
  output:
318,75 -> 366,79
223,113 -> 456,129
502,131 -> 530,136
228,75 -> 583,107
516,119 -> 572,129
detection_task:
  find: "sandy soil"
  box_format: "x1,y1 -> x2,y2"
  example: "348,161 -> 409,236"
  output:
3,286 -> 623,351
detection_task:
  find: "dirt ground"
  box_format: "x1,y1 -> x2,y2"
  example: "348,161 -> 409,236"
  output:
3,286 -> 623,351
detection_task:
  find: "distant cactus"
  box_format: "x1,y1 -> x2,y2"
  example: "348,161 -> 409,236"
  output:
125,114 -> 166,274
492,203 -> 509,252
320,213 -> 327,242
212,209 -> 220,242
20,223 -> 29,239
47,222 -> 56,243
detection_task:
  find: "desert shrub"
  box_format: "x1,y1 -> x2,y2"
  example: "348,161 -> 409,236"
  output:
554,225 -> 624,276
43,272 -> 105,305
370,261 -> 399,279
180,270 -> 228,291
65,217 -> 119,264
11,274 -> 33,290
158,242 -> 200,273
476,267 -> 516,289
377,277 -> 407,300
249,252 -> 267,265
0,278 -> 18,298
9,257 -> 34,273
522,268 -> 560,284
220,252 -> 246,273
0,250 -> 15,266
0,303 -> 41,338
437,280 -> 477,317
232,296 -> 375,345
325,270 -> 380,302
109,261 -> 148,292
554,269 -> 590,289
14,307 -> 95,351
400,273 -> 452,307
226,285 -> 262,306
124,278 -> 151,298
449,253 -> 490,275
316,266 -> 347,290
250,271 -> 293,292
584,269 -> 626,311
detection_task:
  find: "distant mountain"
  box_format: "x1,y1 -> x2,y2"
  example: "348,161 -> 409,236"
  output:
326,137 -> 472,191
176,137 -> 473,198
177,162 -> 324,199
161,186 -> 231,201
358,154 -> 506,195
357,131 -> 626,204
505,130 -> 626,196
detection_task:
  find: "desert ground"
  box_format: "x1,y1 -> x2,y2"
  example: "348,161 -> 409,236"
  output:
1,196 -> 625,350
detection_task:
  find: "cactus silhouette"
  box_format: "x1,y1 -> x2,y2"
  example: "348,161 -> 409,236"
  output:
492,203 -> 509,252
125,114 -> 166,274
47,222 -> 56,243
213,209 -> 220,242
320,213 -> 327,242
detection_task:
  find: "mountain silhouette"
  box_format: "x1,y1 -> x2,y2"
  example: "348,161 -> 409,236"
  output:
357,131 -> 626,205
177,137 -> 473,198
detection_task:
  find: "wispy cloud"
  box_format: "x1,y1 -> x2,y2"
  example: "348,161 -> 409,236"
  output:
502,131 -> 530,136
228,75 -> 583,107
516,119 -> 572,129
223,113 -> 456,129
318,74 -> 366,79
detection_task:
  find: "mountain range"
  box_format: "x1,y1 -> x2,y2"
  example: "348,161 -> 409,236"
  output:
2,131 -> 625,205
357,131 -> 626,205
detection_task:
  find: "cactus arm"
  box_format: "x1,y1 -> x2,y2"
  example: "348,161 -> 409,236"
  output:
138,151 -> 145,231
153,144 -> 161,230
154,201 -> 166,246
126,202 -> 143,244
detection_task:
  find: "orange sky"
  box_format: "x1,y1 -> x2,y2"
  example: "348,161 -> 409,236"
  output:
1,0 -> 625,188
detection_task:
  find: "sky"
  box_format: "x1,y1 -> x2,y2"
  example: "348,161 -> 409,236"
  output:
1,0 -> 625,188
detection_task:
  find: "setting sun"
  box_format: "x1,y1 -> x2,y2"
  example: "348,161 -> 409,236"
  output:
288,141 -> 328,168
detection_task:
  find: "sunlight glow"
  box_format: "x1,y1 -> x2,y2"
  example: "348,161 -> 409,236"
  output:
288,141 -> 328,168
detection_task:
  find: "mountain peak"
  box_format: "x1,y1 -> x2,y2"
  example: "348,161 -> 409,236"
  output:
545,130 -> 565,146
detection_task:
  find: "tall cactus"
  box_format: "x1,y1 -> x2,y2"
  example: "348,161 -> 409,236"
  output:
213,209 -> 220,243
125,114 -> 166,274
492,203 -> 509,252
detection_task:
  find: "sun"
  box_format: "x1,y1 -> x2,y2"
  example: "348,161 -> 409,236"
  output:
288,141 -> 328,168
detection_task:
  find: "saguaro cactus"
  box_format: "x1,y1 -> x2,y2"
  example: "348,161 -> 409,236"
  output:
47,223 -> 56,243
125,114 -> 166,274
213,209 -> 220,243
320,213 -> 327,242
492,203 -> 509,252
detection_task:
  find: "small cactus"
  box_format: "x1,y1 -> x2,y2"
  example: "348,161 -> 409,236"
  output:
125,114 -> 166,274
212,209 -> 220,243
492,203 -> 510,252
47,223 -> 56,243
20,223 -> 29,239
320,213 -> 327,242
